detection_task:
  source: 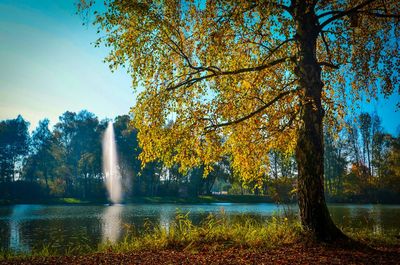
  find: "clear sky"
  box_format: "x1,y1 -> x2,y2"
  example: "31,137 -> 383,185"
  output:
0,0 -> 399,135
0,0 -> 133,131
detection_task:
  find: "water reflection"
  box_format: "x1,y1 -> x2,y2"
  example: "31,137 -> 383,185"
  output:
159,207 -> 173,232
101,204 -> 123,243
372,206 -> 383,234
328,204 -> 387,233
9,205 -> 41,252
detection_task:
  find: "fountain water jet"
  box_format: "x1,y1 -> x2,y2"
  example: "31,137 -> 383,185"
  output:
102,121 -> 122,204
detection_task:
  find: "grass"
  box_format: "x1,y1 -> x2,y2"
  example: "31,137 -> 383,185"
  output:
98,212 -> 302,253
50,197 -> 90,204
1,210 -> 399,261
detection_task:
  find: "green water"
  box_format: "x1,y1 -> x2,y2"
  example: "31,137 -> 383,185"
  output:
0,203 -> 399,253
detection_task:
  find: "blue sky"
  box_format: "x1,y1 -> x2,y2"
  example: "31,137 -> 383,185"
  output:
0,0 -> 133,131
0,0 -> 399,135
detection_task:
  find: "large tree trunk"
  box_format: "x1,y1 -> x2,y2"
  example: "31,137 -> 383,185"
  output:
293,1 -> 345,241
296,101 -> 344,240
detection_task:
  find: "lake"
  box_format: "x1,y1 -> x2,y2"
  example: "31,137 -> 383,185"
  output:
0,203 -> 399,253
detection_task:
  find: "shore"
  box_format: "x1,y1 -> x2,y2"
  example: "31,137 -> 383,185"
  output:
0,195 -> 278,206
2,194 -> 400,206
1,243 -> 399,265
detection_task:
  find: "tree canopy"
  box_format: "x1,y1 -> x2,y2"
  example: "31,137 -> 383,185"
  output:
86,0 -> 399,183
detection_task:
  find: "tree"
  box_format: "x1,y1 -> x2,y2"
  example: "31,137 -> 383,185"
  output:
376,134 -> 400,199
0,115 -> 30,183
324,130 -> 347,196
186,158 -> 231,196
372,130 -> 387,178
113,115 -> 142,196
269,150 -> 297,180
53,111 -> 78,195
25,119 -> 56,191
370,113 -> 383,177
84,0 -> 400,241
359,112 -> 372,175
53,110 -> 101,197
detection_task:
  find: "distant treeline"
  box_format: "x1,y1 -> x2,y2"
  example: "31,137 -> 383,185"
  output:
0,110 -> 399,203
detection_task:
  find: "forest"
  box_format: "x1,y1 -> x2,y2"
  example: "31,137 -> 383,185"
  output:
0,110 -> 399,204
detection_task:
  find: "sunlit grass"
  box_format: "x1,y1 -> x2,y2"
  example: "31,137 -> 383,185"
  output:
99,212 -> 302,254
57,197 -> 85,204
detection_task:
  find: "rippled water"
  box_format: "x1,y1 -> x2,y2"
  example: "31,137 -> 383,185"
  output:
0,203 -> 399,253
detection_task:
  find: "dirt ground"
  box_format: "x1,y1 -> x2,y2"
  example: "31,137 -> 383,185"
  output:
1,243 -> 399,265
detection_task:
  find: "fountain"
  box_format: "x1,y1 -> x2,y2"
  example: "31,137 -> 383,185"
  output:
102,121 -> 122,204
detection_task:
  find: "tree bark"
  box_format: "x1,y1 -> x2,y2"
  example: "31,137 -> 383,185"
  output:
293,1 -> 345,241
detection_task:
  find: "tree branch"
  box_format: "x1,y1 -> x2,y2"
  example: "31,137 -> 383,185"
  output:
162,33 -> 295,92
271,2 -> 291,13
205,88 -> 299,131
261,38 -> 296,64
360,11 -> 400,19
317,11 -> 342,19
319,0 -> 377,29
319,30 -> 335,67
319,62 -> 340,69
166,56 -> 294,91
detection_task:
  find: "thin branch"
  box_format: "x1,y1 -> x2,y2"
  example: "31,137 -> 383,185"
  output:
205,88 -> 299,131
216,3 -> 258,24
164,32 -> 221,74
162,30 -> 294,91
278,111 -> 298,132
319,62 -> 340,69
166,56 -> 294,91
317,11 -> 342,19
320,31 -> 333,62
360,11 -> 400,18
261,38 -> 296,64
319,0 -> 377,29
270,2 -> 291,13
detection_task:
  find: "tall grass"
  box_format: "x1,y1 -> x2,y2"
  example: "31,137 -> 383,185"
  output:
99,211 -> 302,254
